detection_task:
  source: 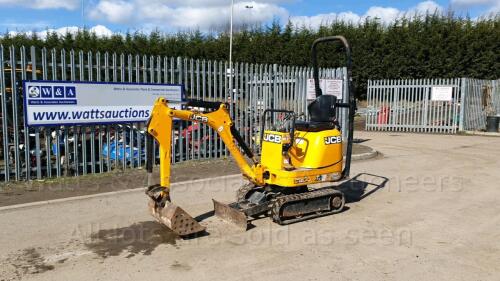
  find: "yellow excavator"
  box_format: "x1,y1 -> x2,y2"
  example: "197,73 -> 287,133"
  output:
145,36 -> 356,236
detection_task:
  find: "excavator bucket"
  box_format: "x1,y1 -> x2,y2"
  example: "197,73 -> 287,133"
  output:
148,199 -> 206,236
213,199 -> 249,231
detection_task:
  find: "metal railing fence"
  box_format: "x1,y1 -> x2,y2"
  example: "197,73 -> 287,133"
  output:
461,78 -> 488,131
491,79 -> 500,116
0,45 -> 347,182
366,78 -> 462,133
366,78 -> 500,133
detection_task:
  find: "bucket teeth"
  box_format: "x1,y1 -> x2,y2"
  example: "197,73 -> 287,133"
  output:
213,199 -> 248,231
148,199 -> 205,236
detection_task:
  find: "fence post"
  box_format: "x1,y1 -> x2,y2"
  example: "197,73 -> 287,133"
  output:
273,64 -> 278,111
459,77 -> 466,132
342,67 -> 348,143
423,83 -> 430,130
31,46 -> 42,180
493,79 -> 500,115
9,46 -> 23,180
365,80 -> 370,131
176,57 -> 183,163
0,45 -> 9,182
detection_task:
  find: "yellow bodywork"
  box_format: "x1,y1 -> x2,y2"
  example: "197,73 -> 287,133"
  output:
291,130 -> 343,169
147,98 -> 344,197
260,129 -> 343,187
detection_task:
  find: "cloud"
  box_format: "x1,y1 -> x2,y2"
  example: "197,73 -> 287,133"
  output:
364,6 -> 401,23
89,0 -> 135,24
0,20 -> 52,31
289,12 -> 361,27
290,1 -> 445,28
7,25 -> 114,38
89,0 -> 288,31
486,2 -> 500,14
88,25 -> 114,37
5,0 -> 497,36
0,0 -> 79,10
450,0 -> 500,16
412,0 -> 444,14
450,0 -> 498,7
139,0 -> 293,7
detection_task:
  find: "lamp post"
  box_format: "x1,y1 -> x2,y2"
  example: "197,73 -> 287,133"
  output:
81,0 -> 86,29
229,1 -> 252,101
229,0 -> 235,101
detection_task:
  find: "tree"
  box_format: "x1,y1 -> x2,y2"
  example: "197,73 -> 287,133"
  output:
1,15 -> 498,98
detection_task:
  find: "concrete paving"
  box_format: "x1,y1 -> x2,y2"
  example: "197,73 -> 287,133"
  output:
0,131 -> 499,281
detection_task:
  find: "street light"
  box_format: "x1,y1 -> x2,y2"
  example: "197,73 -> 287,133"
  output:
229,0 -> 234,85
81,0 -> 85,28
229,1 -> 253,100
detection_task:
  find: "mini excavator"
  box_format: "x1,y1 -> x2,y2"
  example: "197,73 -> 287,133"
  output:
145,36 -> 356,236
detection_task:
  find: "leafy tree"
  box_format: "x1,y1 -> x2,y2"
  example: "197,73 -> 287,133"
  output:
1,14 -> 499,98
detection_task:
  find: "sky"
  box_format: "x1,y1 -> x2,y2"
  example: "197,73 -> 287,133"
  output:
1,0 -> 499,37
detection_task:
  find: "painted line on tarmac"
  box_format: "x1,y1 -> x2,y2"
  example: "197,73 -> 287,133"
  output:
0,174 -> 242,212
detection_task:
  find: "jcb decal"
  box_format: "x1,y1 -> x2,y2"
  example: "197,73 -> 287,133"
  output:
324,136 -> 342,145
190,114 -> 208,123
263,133 -> 282,144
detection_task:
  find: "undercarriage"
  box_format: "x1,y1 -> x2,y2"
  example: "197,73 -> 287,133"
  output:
213,183 -> 345,230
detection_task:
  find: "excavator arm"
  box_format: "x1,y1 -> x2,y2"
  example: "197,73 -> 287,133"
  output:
144,97 -> 263,236
147,97 -> 261,189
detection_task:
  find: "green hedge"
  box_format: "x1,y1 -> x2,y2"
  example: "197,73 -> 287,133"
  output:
2,14 -> 499,98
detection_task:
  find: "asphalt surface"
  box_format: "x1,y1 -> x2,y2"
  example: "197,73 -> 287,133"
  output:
1,131 -> 499,281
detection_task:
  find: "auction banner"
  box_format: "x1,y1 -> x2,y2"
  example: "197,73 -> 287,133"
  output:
23,81 -> 185,126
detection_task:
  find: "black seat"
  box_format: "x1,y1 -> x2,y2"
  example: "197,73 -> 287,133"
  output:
295,120 -> 335,132
295,95 -> 338,132
309,95 -> 337,122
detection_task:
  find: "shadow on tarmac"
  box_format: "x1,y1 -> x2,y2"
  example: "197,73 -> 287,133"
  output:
336,173 -> 389,203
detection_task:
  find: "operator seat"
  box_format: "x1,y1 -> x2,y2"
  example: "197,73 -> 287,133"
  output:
295,95 -> 338,132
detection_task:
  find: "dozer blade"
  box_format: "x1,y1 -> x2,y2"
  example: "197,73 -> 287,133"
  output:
213,199 -> 248,231
148,199 -> 205,236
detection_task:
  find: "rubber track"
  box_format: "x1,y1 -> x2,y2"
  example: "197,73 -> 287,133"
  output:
271,188 -> 344,225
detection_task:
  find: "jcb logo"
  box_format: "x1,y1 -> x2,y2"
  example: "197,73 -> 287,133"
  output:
324,136 -> 342,145
263,133 -> 282,144
190,114 -> 208,123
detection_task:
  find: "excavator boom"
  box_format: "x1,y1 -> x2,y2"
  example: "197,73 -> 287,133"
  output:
145,98 -> 262,236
